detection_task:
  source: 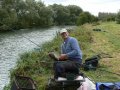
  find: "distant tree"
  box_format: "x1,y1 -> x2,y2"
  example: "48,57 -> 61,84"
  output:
77,12 -> 87,25
22,0 -> 53,27
0,0 -> 18,30
116,11 -> 120,24
0,0 -> 98,31
0,8 -> 8,24
37,6 -> 53,26
0,8 -> 9,31
0,0 -> 51,29
77,12 -> 98,25
66,5 -> 83,24
98,12 -> 116,21
90,15 -> 99,22
49,4 -> 83,25
13,0 -> 28,28
49,4 -> 70,25
22,0 -> 41,27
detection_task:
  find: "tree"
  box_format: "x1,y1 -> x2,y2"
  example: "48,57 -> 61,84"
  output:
67,5 -> 83,24
0,8 -> 8,24
0,0 -> 19,30
116,11 -> 120,24
50,4 -> 70,25
37,6 -> 53,26
77,12 -> 90,25
77,12 -> 98,25
98,12 -> 116,21
0,7 -> 10,31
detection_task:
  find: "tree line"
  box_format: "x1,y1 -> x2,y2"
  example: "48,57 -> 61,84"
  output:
98,11 -> 120,24
0,0 -> 98,31
1,0 -> 120,32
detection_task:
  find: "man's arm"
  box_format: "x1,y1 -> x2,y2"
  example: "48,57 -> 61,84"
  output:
66,38 -> 80,58
59,38 -> 80,60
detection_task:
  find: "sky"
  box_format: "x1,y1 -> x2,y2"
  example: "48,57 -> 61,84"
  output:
39,0 -> 120,16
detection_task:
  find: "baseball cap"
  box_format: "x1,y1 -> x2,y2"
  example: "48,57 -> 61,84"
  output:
60,29 -> 68,34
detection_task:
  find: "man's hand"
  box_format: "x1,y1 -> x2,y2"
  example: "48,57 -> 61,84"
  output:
48,52 -> 59,60
59,54 -> 68,60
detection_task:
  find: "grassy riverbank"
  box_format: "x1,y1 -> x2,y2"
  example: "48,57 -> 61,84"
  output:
5,22 -> 120,90
84,22 -> 120,81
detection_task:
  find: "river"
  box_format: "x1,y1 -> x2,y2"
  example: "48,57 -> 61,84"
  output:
0,26 -> 75,90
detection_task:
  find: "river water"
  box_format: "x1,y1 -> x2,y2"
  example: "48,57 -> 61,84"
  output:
0,26 -> 75,90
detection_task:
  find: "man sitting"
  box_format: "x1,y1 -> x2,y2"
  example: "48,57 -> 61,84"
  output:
53,29 -> 82,79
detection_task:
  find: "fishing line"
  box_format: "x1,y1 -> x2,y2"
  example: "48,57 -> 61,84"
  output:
98,68 -> 120,76
12,29 -> 41,48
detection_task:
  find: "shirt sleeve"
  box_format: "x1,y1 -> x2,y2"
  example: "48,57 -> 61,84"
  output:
61,44 -> 63,54
66,38 -> 80,58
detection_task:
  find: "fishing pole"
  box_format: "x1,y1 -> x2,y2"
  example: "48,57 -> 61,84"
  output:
98,68 -> 120,76
11,29 -> 41,48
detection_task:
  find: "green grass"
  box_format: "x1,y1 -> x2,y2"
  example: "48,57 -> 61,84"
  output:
83,22 -> 120,82
6,22 -> 120,90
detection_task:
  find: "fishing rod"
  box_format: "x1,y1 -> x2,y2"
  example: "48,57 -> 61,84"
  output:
98,68 -> 120,76
1,22 -> 42,47
11,29 -> 41,48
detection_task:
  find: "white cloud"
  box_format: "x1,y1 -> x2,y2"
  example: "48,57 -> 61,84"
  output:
40,0 -> 120,16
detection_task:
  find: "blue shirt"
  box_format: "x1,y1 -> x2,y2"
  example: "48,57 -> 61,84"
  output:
61,37 -> 82,63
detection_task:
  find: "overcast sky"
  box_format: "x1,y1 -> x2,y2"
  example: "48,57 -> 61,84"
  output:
39,0 -> 120,16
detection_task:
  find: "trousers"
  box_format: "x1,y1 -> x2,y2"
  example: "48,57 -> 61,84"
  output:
53,60 -> 81,79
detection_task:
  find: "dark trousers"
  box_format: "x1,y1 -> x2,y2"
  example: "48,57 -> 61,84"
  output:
53,60 -> 81,79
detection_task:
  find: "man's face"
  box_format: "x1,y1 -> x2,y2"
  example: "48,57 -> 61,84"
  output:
60,32 -> 69,39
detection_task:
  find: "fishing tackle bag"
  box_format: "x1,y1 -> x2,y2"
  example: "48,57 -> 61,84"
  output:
83,55 -> 101,71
